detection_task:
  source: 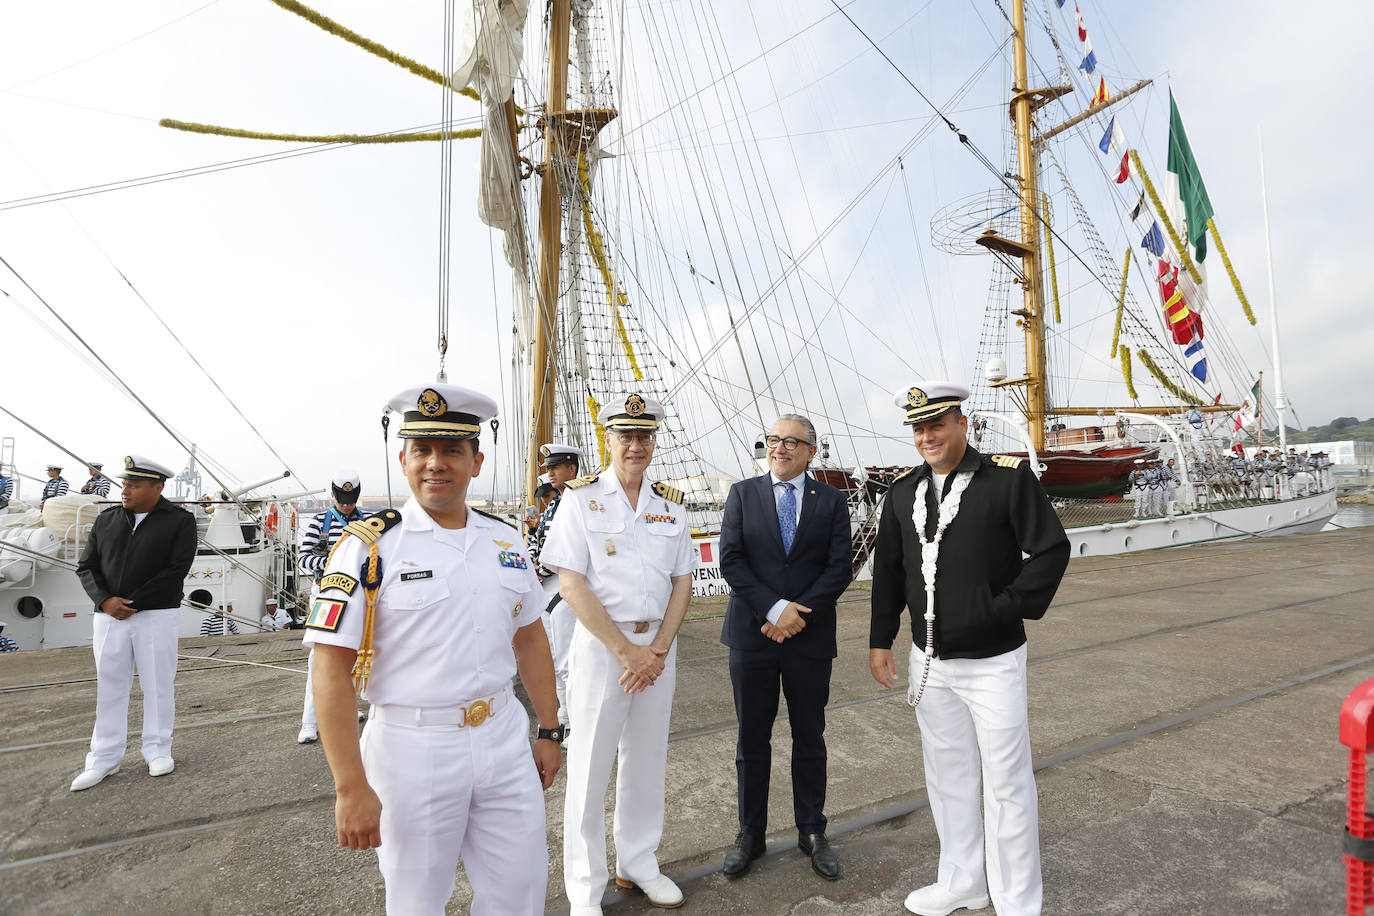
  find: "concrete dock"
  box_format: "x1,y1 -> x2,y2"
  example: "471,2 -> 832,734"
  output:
3,526 -> 1372,914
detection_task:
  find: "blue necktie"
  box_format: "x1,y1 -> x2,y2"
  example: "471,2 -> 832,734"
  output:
776,480 -> 797,554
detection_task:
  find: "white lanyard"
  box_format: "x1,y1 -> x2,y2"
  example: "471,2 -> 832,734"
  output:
907,469 -> 974,708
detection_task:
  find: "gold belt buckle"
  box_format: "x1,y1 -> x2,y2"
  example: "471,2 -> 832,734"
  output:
633,621 -> 650,634
465,698 -> 493,727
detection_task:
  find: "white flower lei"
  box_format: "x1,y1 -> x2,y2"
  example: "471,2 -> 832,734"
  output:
907,469 -> 974,708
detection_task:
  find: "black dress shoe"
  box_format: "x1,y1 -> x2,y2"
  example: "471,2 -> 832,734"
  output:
722,831 -> 766,877
798,831 -> 840,881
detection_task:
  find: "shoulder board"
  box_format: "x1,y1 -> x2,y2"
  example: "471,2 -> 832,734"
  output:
564,475 -> 598,490
890,466 -> 920,485
989,454 -> 1026,470
471,506 -> 517,529
652,481 -> 684,504
342,508 -> 403,546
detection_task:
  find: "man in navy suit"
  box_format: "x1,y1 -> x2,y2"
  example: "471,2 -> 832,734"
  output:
718,414 -> 853,880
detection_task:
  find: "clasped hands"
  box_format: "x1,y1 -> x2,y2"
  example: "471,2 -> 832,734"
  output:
761,601 -> 811,643
100,596 -> 137,621
617,642 -> 668,693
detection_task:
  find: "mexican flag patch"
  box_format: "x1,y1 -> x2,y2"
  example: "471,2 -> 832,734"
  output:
306,597 -> 347,631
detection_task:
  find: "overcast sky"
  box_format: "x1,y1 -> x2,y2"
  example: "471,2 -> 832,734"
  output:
2,1 -> 1369,502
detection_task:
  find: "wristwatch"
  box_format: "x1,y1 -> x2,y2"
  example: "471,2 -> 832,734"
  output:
536,724 -> 566,743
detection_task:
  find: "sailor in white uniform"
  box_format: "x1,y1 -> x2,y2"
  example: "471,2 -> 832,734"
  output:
542,393 -> 697,915
306,383 -> 561,916
529,441 -> 587,734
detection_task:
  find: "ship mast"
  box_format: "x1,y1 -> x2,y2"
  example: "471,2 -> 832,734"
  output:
1009,0 -> 1049,451
526,0 -> 572,503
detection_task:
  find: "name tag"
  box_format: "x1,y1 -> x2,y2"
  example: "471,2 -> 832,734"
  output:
497,551 -> 528,570
400,570 -> 433,582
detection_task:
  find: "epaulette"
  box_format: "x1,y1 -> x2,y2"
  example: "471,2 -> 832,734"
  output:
564,475 -> 598,490
989,454 -> 1026,470
342,508 -> 403,545
652,481 -> 684,504
890,466 -> 921,485
471,506 -> 517,529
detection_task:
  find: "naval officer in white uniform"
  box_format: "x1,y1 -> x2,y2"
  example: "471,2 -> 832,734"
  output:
306,383 -> 562,916
542,393 -> 697,914
72,455 -> 196,790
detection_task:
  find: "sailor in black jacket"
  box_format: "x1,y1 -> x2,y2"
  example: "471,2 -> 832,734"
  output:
71,455 -> 196,792
869,382 -> 1068,916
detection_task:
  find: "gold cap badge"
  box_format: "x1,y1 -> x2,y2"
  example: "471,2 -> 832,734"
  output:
625,394 -> 646,417
418,388 -> 447,417
907,387 -> 927,408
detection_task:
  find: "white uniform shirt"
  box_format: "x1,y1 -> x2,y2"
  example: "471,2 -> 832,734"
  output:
540,474 -> 696,623
303,499 -> 545,707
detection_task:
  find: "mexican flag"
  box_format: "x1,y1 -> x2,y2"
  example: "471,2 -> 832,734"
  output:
1166,91 -> 1215,263
1234,374 -> 1262,433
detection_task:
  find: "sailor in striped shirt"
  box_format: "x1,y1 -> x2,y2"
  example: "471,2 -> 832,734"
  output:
0,470 -> 13,515
297,470 -> 367,744
42,465 -> 69,506
80,463 -> 112,498
199,605 -> 240,637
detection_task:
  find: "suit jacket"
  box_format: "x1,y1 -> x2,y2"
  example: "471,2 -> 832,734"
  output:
719,473 -> 853,658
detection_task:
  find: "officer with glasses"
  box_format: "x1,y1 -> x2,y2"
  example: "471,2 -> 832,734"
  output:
542,393 -> 697,915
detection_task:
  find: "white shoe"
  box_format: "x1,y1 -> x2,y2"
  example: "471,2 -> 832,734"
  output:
148,756 -> 175,777
297,724 -> 318,744
568,908 -> 602,916
903,883 -> 991,916
615,873 -> 684,909
70,765 -> 118,791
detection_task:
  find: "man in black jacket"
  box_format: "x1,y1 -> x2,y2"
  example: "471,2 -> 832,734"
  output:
719,414 -> 853,880
71,455 -> 196,791
870,382 -> 1068,916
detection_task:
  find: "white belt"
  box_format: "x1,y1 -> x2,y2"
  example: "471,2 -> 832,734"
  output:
374,688 -> 510,728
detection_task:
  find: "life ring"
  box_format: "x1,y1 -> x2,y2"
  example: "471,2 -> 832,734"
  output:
264,503 -> 279,537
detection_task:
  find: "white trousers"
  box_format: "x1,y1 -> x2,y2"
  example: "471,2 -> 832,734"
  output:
301,648 -> 317,727
563,620 -> 677,908
363,688 -> 548,916
86,607 -> 179,770
911,643 -> 1041,916
541,599 -> 576,725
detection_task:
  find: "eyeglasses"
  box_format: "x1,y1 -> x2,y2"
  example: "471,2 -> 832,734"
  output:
765,435 -> 811,451
613,431 -> 656,447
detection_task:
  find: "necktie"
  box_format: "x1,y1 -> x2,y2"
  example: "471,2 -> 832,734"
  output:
776,480 -> 796,554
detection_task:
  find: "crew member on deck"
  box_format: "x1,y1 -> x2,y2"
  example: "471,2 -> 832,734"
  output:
41,465 -> 68,507
80,463 -> 111,497
869,382 -> 1069,916
542,394 -> 697,914
0,466 -> 13,515
296,470 -> 367,745
529,441 -> 586,736
71,456 -> 197,791
306,383 -> 559,916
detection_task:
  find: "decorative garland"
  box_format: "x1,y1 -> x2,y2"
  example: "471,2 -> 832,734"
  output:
1111,246 -> 1130,359
578,151 -> 644,381
1130,150 -> 1202,286
271,0 -> 479,102
1207,218 -> 1257,326
586,395 -> 608,468
1120,345 -> 1138,400
159,119 -> 480,144
907,470 -> 975,709
1135,349 -> 1205,405
1043,193 -> 1061,324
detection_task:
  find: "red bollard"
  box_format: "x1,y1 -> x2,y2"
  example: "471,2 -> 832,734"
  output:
1340,677 -> 1374,915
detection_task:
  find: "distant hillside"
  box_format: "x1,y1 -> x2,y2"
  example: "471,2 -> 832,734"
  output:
1262,417 -> 1374,444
